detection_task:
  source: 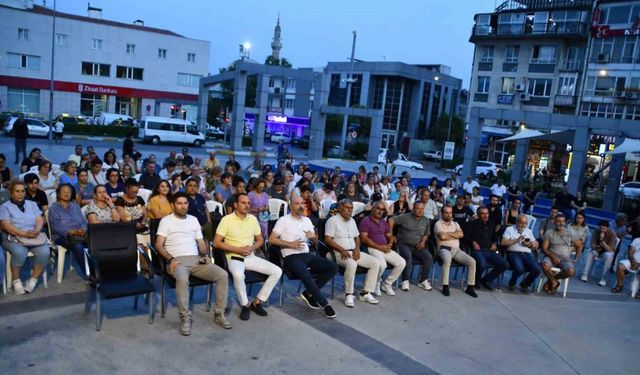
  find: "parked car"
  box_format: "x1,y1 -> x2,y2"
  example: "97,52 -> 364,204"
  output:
138,116 -> 206,147
620,182 -> 640,199
378,148 -> 424,170
55,113 -> 86,126
423,150 -> 442,161
270,132 -> 291,143
292,135 -> 310,149
4,117 -> 51,137
455,161 -> 501,178
97,112 -> 134,126
205,125 -> 225,140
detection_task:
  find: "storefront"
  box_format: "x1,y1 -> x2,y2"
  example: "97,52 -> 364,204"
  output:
244,112 -> 309,138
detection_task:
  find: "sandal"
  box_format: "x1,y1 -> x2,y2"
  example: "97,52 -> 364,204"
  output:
547,282 -> 560,294
611,285 -> 623,293
542,281 -> 551,292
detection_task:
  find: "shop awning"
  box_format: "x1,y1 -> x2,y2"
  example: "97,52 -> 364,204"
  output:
497,129 -> 575,144
496,128 -> 544,142
604,138 -> 640,155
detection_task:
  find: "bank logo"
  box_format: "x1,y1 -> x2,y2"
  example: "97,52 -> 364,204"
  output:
78,84 -> 84,92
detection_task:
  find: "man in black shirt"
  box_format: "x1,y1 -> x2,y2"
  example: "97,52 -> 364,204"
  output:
466,207 -> 508,290
553,184 -> 575,221
451,195 -> 474,229
267,178 -> 288,201
139,161 -> 161,189
122,133 -> 134,160
488,195 -> 503,234
13,114 -> 29,164
523,183 -> 538,214
23,173 -> 48,212
181,147 -> 194,167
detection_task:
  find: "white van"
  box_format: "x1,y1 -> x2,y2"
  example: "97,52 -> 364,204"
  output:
98,112 -> 134,126
138,116 -> 206,147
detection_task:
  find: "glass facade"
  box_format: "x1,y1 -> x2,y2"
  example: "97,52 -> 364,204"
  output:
7,88 -> 39,112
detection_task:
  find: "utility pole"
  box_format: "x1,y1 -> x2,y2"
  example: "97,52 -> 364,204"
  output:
339,31 -> 357,157
47,0 -> 57,145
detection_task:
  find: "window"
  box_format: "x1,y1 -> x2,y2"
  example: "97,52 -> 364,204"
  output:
551,10 -> 581,33
527,78 -> 552,97
286,79 -> 296,89
56,33 -> 67,46
269,79 -> 275,88
7,88 -> 39,112
158,48 -> 167,59
81,61 -> 110,77
501,77 -> 515,94
81,94 -> 108,117
480,46 -> 494,62
177,73 -> 202,87
608,5 -> 633,24
531,46 -> 556,63
187,53 -> 196,62
116,65 -> 143,80
475,14 -> 491,35
497,13 -> 525,35
557,75 -> 577,95
7,53 -> 40,70
532,12 -> 549,34
18,28 -> 29,40
505,46 -> 519,63
92,39 -> 102,49
126,44 -> 136,54
580,102 -> 624,119
477,76 -> 491,93
285,99 -> 295,109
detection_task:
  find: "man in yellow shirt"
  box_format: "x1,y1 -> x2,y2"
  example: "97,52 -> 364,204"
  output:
214,193 -> 282,321
204,151 -> 221,174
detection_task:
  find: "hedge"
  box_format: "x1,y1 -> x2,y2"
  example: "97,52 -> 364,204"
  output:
64,124 -> 137,138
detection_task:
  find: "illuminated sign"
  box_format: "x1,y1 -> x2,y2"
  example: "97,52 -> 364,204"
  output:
267,114 -> 288,123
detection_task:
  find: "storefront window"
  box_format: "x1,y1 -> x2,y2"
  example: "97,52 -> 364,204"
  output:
80,93 -> 108,117
7,88 -> 39,113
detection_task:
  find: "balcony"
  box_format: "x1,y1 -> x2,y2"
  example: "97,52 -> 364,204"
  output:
554,95 -> 576,107
471,21 -> 589,41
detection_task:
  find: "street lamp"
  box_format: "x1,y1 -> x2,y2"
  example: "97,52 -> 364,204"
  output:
598,69 -> 608,77
239,42 -> 251,60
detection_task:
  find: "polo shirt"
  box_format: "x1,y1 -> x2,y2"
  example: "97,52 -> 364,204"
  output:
0,200 -> 41,231
325,214 -> 359,251
216,211 -> 261,259
391,213 -> 430,245
434,219 -> 462,249
490,184 -> 507,198
358,215 -> 389,246
503,226 -> 535,253
543,228 -> 579,259
272,214 -> 315,257
157,213 -> 202,258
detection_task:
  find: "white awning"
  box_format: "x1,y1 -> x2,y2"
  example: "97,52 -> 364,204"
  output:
497,128 -> 545,142
605,138 -> 640,155
497,129 -> 575,144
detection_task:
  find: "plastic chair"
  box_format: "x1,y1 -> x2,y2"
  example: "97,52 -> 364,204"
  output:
206,200 -> 224,215
268,198 -> 288,220
47,190 -> 57,207
138,188 -> 152,204
319,199 -> 335,219
44,209 -> 69,284
133,174 -> 141,182
590,237 -> 620,277
352,201 -> 366,217
525,214 -> 537,231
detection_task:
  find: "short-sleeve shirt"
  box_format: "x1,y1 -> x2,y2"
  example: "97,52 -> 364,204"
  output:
0,200 -> 41,231
434,219 -> 462,249
85,200 -> 115,223
215,185 -> 233,201
452,205 -> 474,224
216,212 -> 261,259
325,214 -> 359,251
25,189 -> 48,212
391,213 -> 430,245
272,214 -> 315,257
490,184 -> 507,198
503,225 -> 535,253
187,194 -> 208,225
463,180 -> 479,194
629,238 -> 640,263
73,182 -> 95,201
157,213 -> 202,258
147,195 -> 173,219
543,229 -> 578,259
115,196 -> 146,222
358,216 -> 389,246
423,199 -> 439,220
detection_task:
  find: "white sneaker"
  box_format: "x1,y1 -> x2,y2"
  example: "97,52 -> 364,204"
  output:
598,279 -> 607,287
12,280 -> 25,295
358,292 -> 380,305
418,279 -> 433,291
400,280 -> 410,291
373,282 -> 382,296
381,282 -> 396,296
344,294 -> 355,308
580,274 -> 588,282
24,278 -> 37,294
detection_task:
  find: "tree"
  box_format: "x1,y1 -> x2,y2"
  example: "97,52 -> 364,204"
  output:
265,56 -> 292,68
219,62 -> 257,109
433,112 -> 464,146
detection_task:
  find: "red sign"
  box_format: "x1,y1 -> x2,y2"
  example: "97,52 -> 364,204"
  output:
77,83 -> 118,95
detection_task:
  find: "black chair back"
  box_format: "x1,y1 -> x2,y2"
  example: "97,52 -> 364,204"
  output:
88,222 -> 138,282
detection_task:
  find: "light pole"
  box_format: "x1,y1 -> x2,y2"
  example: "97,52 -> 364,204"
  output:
239,42 -> 251,61
339,31 -> 357,157
47,0 -> 57,145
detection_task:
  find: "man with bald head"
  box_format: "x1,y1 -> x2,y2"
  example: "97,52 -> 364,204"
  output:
269,196 -> 338,318
502,214 -> 541,292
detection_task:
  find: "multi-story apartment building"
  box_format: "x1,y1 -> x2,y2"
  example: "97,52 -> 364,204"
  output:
0,0 -> 209,121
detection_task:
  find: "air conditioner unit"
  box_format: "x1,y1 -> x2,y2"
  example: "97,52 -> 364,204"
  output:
614,90 -> 625,99
520,93 -> 531,102
597,53 -> 610,63
515,83 -> 525,92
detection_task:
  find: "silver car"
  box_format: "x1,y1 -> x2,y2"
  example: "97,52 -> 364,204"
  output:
4,117 -> 51,137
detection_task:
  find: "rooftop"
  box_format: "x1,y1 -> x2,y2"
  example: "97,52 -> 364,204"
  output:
494,0 -> 594,12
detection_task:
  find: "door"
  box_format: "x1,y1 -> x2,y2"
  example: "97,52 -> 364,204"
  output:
380,132 -> 396,149
117,102 -> 130,115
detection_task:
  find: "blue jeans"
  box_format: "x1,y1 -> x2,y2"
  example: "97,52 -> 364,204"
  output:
2,233 -> 49,270
507,252 -> 541,288
283,252 -> 337,307
0,247 -> 5,286
397,242 -> 433,283
472,250 -> 509,284
54,237 -> 87,279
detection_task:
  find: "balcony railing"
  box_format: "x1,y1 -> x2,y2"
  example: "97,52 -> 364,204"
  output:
554,95 -> 576,107
472,21 -> 588,38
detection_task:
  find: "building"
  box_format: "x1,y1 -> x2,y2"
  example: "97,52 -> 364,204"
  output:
0,0 -> 209,122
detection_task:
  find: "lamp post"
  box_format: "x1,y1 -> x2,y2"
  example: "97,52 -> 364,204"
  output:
339,31 -> 357,158
239,42 -> 251,61
47,0 -> 57,145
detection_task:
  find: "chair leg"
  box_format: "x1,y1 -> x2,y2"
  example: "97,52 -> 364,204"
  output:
42,269 -> 48,288
562,278 -> 569,298
279,278 -> 284,308
83,284 -> 92,316
331,276 -> 335,299
537,275 -> 547,294
95,292 -> 102,331
133,295 -> 139,310
206,285 -> 212,312
160,279 -> 166,319
148,292 -> 154,324
57,247 -> 66,284
6,251 -> 12,292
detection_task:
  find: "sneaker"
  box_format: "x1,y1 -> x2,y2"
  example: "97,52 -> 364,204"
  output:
12,280 -> 25,295
24,278 -> 37,294
441,285 -> 450,297
381,282 -> 396,296
418,279 -> 433,291
180,318 -> 192,336
580,274 -> 588,282
213,314 -> 232,329
465,286 -> 478,298
358,292 -> 380,305
344,294 -> 355,308
250,302 -> 268,317
300,291 -> 321,310
373,282 -> 382,296
324,305 -> 337,319
239,305 -> 251,321
598,279 -> 607,287
400,280 -> 410,291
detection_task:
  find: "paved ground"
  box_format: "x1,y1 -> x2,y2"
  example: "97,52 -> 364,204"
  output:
1,252 -> 638,375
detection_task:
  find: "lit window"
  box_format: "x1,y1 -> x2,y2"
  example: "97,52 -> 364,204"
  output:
56,33 -> 67,45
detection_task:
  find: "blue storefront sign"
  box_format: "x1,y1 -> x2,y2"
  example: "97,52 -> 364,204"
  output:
497,94 -> 514,105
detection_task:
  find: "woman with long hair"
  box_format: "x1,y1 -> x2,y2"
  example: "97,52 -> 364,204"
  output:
121,163 -> 135,180
248,177 -> 271,237
391,190 -> 412,216
504,197 -> 522,226
36,159 -> 56,190
170,174 -> 183,194
569,210 -> 589,245
103,151 -> 119,172
147,180 -> 173,220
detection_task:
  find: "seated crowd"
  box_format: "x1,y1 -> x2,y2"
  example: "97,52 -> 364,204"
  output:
2,146 -> 640,337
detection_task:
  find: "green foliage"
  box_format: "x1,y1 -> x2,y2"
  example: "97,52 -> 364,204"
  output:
265,56 -> 293,68
219,62 -> 257,109
433,112 -> 464,147
64,124 -> 136,138
242,136 -> 252,147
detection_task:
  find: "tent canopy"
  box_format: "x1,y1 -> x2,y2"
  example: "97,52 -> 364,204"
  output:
497,128 -> 575,144
605,138 -> 640,155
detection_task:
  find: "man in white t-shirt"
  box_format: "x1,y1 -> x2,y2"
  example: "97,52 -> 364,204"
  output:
154,192 -> 231,335
68,144 -> 83,165
269,196 -> 338,318
463,175 -> 480,195
501,214 -> 541,292
490,178 -> 507,204
420,189 -> 439,221
324,198 -> 381,307
54,119 -> 64,143
611,237 -> 640,294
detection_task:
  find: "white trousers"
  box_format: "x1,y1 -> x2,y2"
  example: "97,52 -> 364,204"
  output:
228,253 -> 282,306
368,247 -> 406,285
326,250 -> 380,295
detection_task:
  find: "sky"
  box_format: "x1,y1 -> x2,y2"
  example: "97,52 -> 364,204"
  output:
52,0 -> 499,88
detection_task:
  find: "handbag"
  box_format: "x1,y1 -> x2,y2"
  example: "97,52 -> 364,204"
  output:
15,232 -> 48,247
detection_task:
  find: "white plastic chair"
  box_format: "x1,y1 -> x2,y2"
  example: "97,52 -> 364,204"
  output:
4,249 -> 49,293
138,188 -> 152,204
590,237 -> 620,277
526,214 -> 537,231
537,251 -> 576,298
44,209 -> 68,284
268,198 -> 288,220
133,174 -> 141,182
319,199 -> 335,219
352,201 -> 366,217
47,190 -> 57,207
206,200 -> 224,215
